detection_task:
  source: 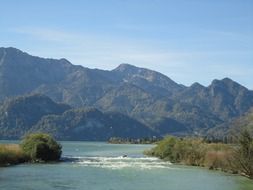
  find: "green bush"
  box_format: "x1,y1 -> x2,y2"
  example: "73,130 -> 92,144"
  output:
145,136 -> 236,169
146,137 -> 207,165
145,133 -> 253,179
21,133 -> 62,162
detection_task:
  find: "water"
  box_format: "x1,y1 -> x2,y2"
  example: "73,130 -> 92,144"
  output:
0,141 -> 253,190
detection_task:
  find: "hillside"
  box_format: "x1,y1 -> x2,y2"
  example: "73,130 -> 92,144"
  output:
207,108 -> 253,141
0,95 -> 156,140
30,108 -> 157,141
0,94 -> 70,139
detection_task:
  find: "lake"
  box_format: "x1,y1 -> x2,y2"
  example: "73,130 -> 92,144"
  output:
0,141 -> 253,190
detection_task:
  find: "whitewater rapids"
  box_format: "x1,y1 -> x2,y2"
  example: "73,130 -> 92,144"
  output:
65,156 -> 172,170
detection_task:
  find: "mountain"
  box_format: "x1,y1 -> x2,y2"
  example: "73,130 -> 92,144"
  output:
95,77 -> 253,135
167,78 -> 253,134
112,63 -> 184,97
0,48 -> 184,105
0,94 -> 71,139
0,47 -> 74,100
177,78 -> 253,119
0,94 -> 156,140
0,47 -> 121,107
0,47 -> 253,137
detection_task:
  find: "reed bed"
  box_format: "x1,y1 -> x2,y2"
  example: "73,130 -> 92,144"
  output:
0,144 -> 28,166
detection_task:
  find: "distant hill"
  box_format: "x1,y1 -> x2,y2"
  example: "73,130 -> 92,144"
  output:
0,94 -> 70,139
0,47 -> 253,138
31,108 -> 157,141
0,94 -> 156,140
207,108 -> 253,141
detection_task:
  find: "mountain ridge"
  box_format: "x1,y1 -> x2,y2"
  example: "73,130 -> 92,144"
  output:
0,47 -> 252,138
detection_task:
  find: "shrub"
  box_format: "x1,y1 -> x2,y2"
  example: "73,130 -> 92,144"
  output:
233,130 -> 253,178
21,133 -> 62,162
146,137 -> 207,165
147,136 -> 178,161
145,136 -> 236,169
181,139 -> 207,166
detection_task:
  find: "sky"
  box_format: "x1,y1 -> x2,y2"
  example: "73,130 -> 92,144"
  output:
0,0 -> 252,89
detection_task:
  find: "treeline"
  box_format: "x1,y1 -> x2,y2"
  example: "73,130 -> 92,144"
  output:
0,133 -> 61,166
145,130 -> 253,179
108,136 -> 160,144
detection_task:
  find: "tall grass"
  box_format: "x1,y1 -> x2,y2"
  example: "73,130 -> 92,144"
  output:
204,143 -> 235,172
0,144 -> 29,166
145,136 -> 243,175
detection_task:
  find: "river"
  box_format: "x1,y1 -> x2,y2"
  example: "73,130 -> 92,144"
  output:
0,141 -> 253,190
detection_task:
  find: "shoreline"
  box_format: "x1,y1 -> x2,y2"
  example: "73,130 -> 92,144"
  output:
144,135 -> 253,180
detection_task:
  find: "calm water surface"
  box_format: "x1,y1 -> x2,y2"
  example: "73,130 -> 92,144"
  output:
0,141 -> 253,190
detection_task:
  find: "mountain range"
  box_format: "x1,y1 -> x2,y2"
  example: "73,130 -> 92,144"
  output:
0,47 -> 252,140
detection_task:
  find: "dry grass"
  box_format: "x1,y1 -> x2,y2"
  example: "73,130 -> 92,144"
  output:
0,144 -> 22,153
205,150 -> 232,171
0,144 -> 28,166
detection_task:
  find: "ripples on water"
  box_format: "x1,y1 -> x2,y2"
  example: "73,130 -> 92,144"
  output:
64,156 -> 172,170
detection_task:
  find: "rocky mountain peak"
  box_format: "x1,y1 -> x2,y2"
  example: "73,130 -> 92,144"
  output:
113,63 -> 139,72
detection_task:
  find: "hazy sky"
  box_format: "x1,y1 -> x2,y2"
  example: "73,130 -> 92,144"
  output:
1,0 -> 252,89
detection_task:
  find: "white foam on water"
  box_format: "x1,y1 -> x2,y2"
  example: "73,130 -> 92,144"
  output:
69,156 -> 172,170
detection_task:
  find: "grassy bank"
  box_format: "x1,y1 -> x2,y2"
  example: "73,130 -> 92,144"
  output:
0,144 -> 29,166
0,133 -> 62,166
145,138 -> 234,171
145,132 -> 253,179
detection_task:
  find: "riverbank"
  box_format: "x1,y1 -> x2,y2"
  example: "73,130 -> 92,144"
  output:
2,141 -> 252,190
144,134 -> 253,179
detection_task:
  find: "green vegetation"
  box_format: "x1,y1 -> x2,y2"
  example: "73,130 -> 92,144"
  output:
145,130 -> 253,179
145,137 -> 232,169
21,133 -> 62,162
0,144 -> 28,166
0,133 -> 62,166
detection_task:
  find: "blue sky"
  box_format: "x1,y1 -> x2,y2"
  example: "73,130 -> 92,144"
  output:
1,0 -> 252,89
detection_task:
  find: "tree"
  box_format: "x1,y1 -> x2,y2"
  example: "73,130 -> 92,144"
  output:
235,130 -> 253,178
21,133 -> 62,162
